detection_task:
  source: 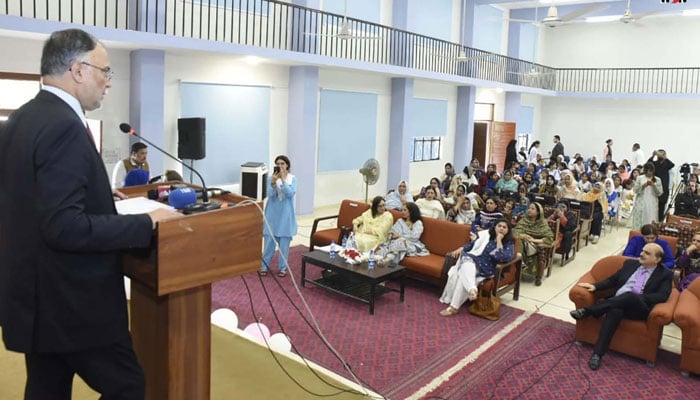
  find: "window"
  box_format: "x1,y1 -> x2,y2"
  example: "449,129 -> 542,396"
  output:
474,103 -> 494,121
411,136 -> 441,162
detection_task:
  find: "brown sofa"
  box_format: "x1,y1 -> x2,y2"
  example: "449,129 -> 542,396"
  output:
673,277 -> 700,376
569,255 -> 680,364
309,199 -> 369,251
310,200 -> 521,295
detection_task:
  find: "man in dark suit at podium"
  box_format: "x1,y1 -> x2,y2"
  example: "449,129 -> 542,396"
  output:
569,243 -> 672,371
0,29 -> 178,399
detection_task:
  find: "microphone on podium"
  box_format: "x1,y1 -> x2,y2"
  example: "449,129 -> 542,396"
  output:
119,123 -> 221,213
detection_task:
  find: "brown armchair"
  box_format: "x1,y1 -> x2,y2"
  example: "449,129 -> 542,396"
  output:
309,200 -> 369,251
673,277 -> 700,376
569,255 -> 680,365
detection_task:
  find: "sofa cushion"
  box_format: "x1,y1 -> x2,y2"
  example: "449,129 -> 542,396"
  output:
401,254 -> 447,279
311,229 -> 341,248
420,217 -> 471,256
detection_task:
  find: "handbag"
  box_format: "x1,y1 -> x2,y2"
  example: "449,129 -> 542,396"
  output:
468,287 -> 501,321
523,240 -> 539,257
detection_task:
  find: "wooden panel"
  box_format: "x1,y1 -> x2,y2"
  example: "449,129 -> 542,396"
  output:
156,201 -> 262,295
121,186 -> 263,296
472,122 -> 488,166
488,121 -> 516,170
131,281 -> 211,400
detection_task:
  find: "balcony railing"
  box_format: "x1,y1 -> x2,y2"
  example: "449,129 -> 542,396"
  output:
2,0 -> 698,95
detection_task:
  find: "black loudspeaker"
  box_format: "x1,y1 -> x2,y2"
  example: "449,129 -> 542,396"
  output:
177,117 -> 206,160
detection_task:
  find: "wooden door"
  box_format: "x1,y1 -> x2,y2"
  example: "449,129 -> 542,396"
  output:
489,122 -> 516,171
472,122 -> 488,166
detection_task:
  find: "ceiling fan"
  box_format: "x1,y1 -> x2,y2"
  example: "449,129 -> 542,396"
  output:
619,0 -> 661,24
507,2 -> 606,28
309,0 -> 381,40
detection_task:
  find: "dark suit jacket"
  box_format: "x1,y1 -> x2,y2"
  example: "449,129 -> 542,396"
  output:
0,90 -> 153,353
594,259 -> 672,308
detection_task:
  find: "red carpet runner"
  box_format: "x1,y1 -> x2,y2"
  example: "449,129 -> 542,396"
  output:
426,313 -> 697,400
212,246 -> 524,398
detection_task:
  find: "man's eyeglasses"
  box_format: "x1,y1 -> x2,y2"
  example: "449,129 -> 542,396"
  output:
80,61 -> 114,81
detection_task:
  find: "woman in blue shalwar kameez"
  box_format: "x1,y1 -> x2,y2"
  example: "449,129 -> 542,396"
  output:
260,155 -> 298,277
439,218 -> 515,316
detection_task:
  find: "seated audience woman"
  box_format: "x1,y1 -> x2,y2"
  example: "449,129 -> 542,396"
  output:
447,185 -> 477,225
578,172 -> 592,193
548,202 -> 578,260
582,182 -> 608,244
496,170 -> 519,194
439,218 -> 515,316
514,202 -> 554,280
415,186 -> 446,219
420,177 -> 446,202
472,198 -> 504,233
630,162 -> 662,230
377,203 -> 429,267
622,224 -> 675,269
522,171 -> 539,192
386,180 -> 414,210
539,175 -> 559,197
352,196 -> 393,252
558,170 -> 581,200
677,232 -> 700,291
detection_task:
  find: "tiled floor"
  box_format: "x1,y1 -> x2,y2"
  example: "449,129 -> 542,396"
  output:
293,204 -> 682,355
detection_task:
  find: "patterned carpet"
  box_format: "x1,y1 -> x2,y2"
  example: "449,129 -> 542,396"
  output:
211,245 -> 524,399
425,313 -> 699,400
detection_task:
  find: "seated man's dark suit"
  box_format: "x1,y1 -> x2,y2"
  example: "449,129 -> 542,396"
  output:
588,259 -> 672,356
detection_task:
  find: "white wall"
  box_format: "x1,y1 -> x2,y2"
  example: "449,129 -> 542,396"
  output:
538,96 -> 700,169
540,16 -> 700,68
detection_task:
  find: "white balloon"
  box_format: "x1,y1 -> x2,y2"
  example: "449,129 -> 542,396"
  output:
210,308 -> 238,333
243,322 -> 271,343
268,333 -> 292,352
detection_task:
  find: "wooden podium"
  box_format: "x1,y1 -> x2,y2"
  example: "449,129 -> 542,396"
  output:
120,184 -> 262,400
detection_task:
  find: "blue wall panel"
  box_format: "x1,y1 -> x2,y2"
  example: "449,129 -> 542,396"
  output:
518,106 -> 534,134
408,0 -> 452,41
413,98 -> 448,137
473,5 -> 502,54
324,0 -> 380,23
180,83 -> 270,186
318,89 -> 378,172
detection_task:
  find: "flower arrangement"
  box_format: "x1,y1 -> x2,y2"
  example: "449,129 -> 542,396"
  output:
341,248 -> 368,264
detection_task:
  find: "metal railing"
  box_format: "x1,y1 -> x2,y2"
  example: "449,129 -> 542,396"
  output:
2,0 -> 698,95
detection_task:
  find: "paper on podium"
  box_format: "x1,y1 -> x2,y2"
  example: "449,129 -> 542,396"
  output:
115,196 -> 175,215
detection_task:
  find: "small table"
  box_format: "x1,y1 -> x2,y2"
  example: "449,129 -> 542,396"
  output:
301,250 -> 405,315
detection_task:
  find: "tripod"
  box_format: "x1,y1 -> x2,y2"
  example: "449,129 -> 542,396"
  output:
664,181 -> 686,218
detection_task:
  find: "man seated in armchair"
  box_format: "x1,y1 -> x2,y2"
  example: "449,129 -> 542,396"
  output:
569,243 -> 672,371
622,224 -> 675,269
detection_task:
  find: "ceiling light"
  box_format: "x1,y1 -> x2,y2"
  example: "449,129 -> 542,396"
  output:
243,56 -> 263,65
585,15 -> 619,23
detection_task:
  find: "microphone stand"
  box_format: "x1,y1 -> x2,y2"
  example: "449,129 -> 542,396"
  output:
120,124 -> 220,213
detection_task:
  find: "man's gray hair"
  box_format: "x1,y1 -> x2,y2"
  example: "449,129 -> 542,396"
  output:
41,29 -> 98,77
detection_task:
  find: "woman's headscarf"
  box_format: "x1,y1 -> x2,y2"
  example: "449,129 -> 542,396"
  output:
582,182 -> 609,214
604,177 -> 615,196
513,202 -> 553,246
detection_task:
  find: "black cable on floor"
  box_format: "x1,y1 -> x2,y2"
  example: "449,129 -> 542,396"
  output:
265,263 -> 387,398
252,265 -> 378,398
240,272 -> 360,398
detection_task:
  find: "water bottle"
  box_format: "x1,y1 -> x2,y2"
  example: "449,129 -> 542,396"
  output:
368,249 -> 375,270
341,235 -> 348,250
329,240 -> 337,260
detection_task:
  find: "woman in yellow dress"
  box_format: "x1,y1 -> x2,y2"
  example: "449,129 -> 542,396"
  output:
352,196 -> 394,252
